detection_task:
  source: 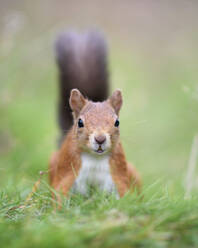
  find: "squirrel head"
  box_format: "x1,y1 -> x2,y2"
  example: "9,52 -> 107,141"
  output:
69,89 -> 122,155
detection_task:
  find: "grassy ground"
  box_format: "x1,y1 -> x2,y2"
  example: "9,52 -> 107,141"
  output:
1,5 -> 198,246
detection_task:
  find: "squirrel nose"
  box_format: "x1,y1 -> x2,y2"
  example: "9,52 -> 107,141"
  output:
95,135 -> 106,145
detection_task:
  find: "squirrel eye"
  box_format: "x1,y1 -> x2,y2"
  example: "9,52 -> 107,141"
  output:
114,119 -> 120,127
78,118 -> 84,128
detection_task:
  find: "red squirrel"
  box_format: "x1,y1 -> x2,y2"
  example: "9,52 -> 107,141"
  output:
49,31 -> 141,204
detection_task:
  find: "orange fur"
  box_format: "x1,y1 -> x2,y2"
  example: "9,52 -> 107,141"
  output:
49,89 -> 141,206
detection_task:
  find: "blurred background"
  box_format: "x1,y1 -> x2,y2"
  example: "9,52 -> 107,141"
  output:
0,0 -> 198,193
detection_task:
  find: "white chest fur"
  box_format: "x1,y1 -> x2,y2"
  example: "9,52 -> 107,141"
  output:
71,152 -> 118,196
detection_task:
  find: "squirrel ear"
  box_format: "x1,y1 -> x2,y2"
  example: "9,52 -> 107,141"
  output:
108,89 -> 123,115
69,89 -> 86,117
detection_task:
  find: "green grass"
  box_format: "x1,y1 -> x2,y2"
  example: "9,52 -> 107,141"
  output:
1,183 -> 198,247
1,28 -> 198,247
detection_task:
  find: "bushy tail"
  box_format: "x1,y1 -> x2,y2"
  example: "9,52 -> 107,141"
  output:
55,30 -> 109,145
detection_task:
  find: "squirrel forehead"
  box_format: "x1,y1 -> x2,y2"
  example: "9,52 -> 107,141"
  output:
79,101 -> 116,122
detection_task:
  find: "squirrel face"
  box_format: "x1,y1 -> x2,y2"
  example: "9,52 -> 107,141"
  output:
69,89 -> 123,155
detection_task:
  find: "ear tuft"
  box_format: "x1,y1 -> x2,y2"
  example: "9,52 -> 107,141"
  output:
108,89 -> 123,115
69,89 -> 86,117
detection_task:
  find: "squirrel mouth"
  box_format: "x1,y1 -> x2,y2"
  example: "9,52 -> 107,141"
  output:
96,146 -> 104,154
